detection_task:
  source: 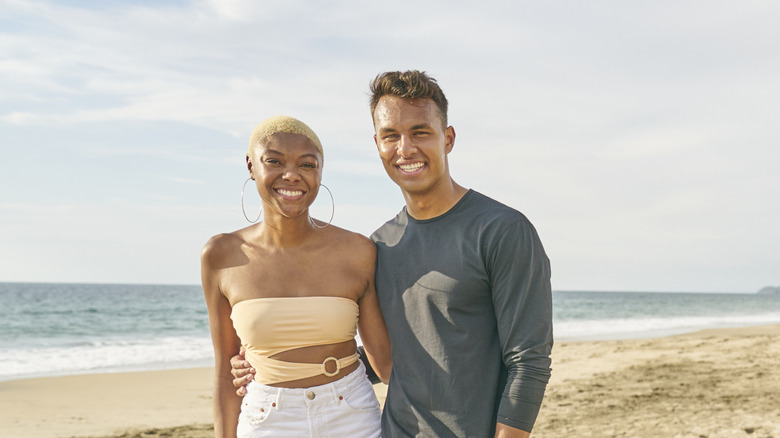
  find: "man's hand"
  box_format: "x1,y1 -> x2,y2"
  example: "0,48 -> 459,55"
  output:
495,423 -> 531,438
230,347 -> 255,396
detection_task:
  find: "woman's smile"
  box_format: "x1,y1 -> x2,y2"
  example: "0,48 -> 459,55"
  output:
275,188 -> 305,198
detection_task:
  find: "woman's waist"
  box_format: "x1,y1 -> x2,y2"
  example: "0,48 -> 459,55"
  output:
245,360 -> 370,401
245,340 -> 360,387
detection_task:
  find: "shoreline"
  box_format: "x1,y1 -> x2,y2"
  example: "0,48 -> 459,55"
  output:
2,324 -> 778,437
4,319 -> 772,384
554,320 -> 780,343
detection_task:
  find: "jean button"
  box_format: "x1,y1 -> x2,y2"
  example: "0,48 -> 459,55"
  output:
307,391 -> 316,400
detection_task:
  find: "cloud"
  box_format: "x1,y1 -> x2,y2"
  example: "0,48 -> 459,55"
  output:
162,177 -> 204,185
2,112 -> 39,124
2,0 -> 779,291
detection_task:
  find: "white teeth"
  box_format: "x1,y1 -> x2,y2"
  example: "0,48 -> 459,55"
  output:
399,163 -> 424,172
277,189 -> 303,197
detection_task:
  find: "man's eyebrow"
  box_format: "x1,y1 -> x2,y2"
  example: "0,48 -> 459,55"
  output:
378,123 -> 432,134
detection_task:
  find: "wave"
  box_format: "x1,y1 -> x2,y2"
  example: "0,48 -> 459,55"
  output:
0,335 -> 214,381
554,312 -> 780,341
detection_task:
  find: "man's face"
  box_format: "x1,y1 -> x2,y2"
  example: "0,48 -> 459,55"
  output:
372,95 -> 455,197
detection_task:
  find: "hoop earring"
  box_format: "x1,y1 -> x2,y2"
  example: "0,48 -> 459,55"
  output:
309,183 -> 334,229
241,177 -> 262,223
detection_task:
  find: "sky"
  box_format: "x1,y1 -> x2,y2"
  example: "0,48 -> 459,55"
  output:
1,0 -> 778,292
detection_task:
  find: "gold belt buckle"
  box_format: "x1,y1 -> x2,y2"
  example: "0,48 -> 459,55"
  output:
321,356 -> 340,377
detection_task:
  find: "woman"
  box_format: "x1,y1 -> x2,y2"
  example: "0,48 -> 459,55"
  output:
201,116 -> 391,437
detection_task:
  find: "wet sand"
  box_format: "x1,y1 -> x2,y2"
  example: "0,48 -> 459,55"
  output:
533,324 -> 780,438
2,325 -> 777,438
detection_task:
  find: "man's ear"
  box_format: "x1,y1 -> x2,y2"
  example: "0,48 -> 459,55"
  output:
444,126 -> 456,154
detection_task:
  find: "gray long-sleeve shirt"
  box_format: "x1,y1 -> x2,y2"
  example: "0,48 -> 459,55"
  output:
372,190 -> 553,437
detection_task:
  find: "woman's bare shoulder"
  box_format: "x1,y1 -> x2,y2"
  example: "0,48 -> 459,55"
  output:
321,227 -> 376,274
201,229 -> 247,267
326,226 -> 375,252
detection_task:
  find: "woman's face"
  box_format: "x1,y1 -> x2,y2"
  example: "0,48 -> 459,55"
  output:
247,132 -> 323,220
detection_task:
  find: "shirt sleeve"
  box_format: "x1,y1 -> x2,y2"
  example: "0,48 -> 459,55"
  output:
487,218 -> 553,432
356,345 -> 382,385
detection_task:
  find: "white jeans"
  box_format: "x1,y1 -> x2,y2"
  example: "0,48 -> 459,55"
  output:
237,361 -> 381,437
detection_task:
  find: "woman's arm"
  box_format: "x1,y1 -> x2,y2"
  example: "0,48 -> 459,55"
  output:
202,237 -> 243,438
357,285 -> 392,383
356,242 -> 392,384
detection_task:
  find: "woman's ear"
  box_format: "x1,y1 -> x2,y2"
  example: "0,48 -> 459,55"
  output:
246,154 -> 254,179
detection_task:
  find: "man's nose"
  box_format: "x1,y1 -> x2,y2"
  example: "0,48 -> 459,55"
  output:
397,135 -> 416,157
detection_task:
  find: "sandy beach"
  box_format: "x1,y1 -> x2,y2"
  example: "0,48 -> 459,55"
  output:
2,325 -> 777,438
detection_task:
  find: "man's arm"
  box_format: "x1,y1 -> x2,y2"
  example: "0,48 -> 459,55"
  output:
489,218 -> 553,435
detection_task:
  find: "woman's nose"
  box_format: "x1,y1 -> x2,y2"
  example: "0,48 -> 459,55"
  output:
282,166 -> 301,181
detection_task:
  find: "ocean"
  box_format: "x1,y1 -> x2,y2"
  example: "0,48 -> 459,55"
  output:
1,282 -> 779,382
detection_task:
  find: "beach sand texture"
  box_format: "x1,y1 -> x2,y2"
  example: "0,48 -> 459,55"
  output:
1,325 -> 777,438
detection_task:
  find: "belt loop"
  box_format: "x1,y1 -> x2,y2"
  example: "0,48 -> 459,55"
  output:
274,387 -> 283,409
330,382 -> 341,404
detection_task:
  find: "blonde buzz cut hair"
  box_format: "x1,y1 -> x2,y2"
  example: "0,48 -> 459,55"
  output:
248,115 -> 324,162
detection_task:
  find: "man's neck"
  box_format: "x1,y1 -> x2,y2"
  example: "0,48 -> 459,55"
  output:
403,180 -> 469,220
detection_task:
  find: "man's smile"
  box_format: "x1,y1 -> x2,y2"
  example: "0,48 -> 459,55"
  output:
398,162 -> 425,174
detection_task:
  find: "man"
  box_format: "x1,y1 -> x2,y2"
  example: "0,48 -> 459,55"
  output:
233,70 -> 552,437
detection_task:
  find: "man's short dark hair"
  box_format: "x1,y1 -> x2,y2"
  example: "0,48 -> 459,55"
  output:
369,70 -> 449,128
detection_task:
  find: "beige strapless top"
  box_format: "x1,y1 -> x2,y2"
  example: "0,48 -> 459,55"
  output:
230,296 -> 360,384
